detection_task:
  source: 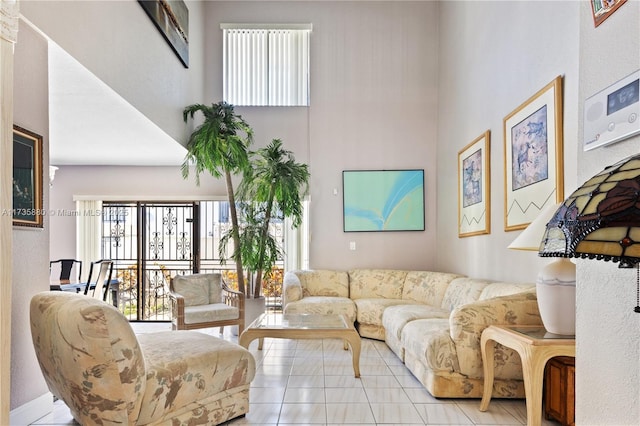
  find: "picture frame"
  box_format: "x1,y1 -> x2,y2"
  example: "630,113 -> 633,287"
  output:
343,169 -> 425,232
13,125 -> 43,228
138,0 -> 189,68
590,0 -> 627,27
503,76 -> 564,231
458,130 -> 491,238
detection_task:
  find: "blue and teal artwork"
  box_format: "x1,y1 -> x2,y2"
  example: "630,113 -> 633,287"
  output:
343,169 -> 425,232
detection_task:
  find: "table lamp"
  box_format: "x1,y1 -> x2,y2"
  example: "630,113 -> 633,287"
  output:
539,152 -> 640,314
509,203 -> 576,335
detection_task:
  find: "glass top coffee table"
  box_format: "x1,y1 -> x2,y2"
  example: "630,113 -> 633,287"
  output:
239,312 -> 361,377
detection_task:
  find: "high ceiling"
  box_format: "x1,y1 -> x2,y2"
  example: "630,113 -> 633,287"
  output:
48,41 -> 187,167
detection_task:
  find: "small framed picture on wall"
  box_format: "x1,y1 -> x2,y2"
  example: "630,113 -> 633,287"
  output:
458,130 -> 491,238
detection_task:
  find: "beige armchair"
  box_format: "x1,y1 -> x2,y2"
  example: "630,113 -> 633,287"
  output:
30,291 -> 255,425
169,273 -> 245,333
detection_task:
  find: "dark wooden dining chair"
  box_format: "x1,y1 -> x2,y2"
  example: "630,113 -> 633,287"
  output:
84,260 -> 114,302
49,259 -> 82,288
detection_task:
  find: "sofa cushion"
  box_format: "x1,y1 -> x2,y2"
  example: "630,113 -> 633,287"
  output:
382,304 -> 450,340
353,298 -> 420,326
137,331 -> 255,424
172,274 -> 213,306
402,271 -> 463,305
440,277 -> 491,311
184,303 -> 239,324
283,296 -> 357,323
479,282 -> 535,300
349,269 -> 407,299
401,318 -> 459,373
296,269 -> 350,298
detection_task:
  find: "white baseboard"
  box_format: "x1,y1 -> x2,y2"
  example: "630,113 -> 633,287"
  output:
9,392 -> 53,426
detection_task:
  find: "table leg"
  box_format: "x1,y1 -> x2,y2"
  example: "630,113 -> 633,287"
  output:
479,335 -> 496,411
258,337 -> 264,350
521,350 -> 548,426
343,331 -> 361,378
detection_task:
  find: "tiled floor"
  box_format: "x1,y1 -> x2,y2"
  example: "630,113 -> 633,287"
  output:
32,321 -> 561,426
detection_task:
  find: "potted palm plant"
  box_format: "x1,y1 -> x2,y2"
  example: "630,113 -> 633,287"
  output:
181,101 -> 253,294
235,138 -> 310,299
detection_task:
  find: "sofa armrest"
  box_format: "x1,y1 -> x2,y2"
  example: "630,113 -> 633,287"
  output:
283,271 -> 303,308
449,290 -> 542,378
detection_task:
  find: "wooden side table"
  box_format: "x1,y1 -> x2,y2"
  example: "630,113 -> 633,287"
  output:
479,325 -> 575,426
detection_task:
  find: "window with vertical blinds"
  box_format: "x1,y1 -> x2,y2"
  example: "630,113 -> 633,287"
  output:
221,24 -> 311,106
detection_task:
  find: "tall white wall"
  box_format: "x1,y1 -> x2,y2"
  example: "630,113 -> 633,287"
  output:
20,0 -> 206,144
11,20 -> 50,411
206,1 -> 441,271
576,1 -> 640,423
436,1 -> 580,282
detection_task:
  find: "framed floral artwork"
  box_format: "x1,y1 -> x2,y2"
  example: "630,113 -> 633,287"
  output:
458,130 -> 491,237
503,76 -> 564,231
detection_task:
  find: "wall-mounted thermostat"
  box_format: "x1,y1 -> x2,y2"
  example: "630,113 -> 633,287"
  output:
584,69 -> 640,151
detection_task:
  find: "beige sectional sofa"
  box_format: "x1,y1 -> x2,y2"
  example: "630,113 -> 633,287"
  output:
283,269 -> 542,398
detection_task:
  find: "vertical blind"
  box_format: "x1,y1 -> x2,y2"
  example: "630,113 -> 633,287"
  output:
222,24 -> 311,106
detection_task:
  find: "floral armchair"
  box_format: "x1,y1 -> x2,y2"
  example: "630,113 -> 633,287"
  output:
30,291 -> 255,425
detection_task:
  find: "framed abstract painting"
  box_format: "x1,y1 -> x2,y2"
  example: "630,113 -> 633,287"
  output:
503,76 -> 564,231
458,130 -> 491,237
343,169 -> 425,232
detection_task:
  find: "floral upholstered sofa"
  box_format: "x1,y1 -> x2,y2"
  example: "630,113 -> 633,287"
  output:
283,269 -> 542,398
30,292 -> 256,425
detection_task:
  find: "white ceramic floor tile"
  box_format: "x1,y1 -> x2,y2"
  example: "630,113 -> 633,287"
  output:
278,403 -> 326,424
457,400 -> 523,425
394,373 -> 424,388
258,363 -> 293,376
496,399 -> 528,424
364,387 -> 412,404
283,387 -> 326,403
414,403 -> 474,425
369,402 -> 424,424
287,374 -> 325,388
325,403 -> 376,424
250,387 -> 286,403
251,373 -> 290,388
323,375 -> 364,388
324,387 -> 369,403
290,363 -> 324,376
360,375 -> 402,388
324,365 -> 358,376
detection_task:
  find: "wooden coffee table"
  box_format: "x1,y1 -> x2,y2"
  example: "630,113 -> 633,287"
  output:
239,312 -> 362,377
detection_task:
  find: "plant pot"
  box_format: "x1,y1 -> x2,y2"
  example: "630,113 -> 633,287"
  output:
233,296 -> 266,336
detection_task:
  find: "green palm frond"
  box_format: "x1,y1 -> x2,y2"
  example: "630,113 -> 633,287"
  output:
181,102 -> 253,185
181,101 -> 254,294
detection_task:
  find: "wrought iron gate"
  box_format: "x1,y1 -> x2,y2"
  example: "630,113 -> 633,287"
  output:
101,201 -> 284,321
102,202 -> 196,321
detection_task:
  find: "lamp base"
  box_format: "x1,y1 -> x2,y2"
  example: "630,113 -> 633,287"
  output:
536,258 -> 576,336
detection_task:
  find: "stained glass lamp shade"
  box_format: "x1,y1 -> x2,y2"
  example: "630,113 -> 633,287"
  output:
539,153 -> 640,312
